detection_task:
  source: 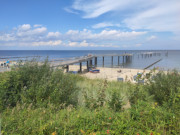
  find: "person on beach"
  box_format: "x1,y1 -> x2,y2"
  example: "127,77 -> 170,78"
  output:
6,60 -> 10,68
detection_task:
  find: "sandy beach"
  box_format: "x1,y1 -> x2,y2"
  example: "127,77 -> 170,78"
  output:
0,60 -> 154,82
66,65 -> 152,82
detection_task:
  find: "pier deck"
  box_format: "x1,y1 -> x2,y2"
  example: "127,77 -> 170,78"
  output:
50,53 -> 133,67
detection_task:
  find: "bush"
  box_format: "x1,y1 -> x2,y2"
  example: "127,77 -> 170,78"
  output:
146,70 -> 180,107
108,91 -> 123,111
2,101 -> 179,135
0,60 -> 78,111
128,83 -> 150,105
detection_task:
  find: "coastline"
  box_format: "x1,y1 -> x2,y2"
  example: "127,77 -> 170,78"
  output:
0,60 -> 156,82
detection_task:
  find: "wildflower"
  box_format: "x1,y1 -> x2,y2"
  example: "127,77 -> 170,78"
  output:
107,130 -> 110,134
52,132 -> 56,135
150,132 -> 153,135
155,102 -> 158,106
80,129 -> 85,134
137,134 -> 140,135
109,117 -> 111,120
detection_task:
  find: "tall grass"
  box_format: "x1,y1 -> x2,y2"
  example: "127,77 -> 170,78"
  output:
0,60 -> 180,134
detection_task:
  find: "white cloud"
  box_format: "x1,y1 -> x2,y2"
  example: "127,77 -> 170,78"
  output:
47,32 -> 61,38
67,40 -> 119,48
68,40 -> 89,47
70,0 -> 180,33
64,7 -> 79,14
147,36 -> 157,41
71,0 -> 157,18
72,0 -> 130,18
0,24 -> 147,48
33,24 -> 42,28
0,24 -> 56,47
92,22 -> 120,29
79,40 -> 88,47
65,29 -> 147,42
122,43 -> 142,48
135,44 -> 142,47
18,24 -> 31,31
16,25 -> 47,37
0,34 -> 16,41
124,1 -> 180,33
32,27 -> 47,34
32,40 -> 62,46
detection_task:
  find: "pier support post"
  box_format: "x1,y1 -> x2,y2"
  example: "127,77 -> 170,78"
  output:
80,62 -> 82,73
90,59 -> 93,67
102,56 -> 104,67
123,56 -> 124,63
118,56 -> 120,66
111,56 -> 113,67
66,65 -> 69,73
94,57 -> 97,67
87,61 -> 89,71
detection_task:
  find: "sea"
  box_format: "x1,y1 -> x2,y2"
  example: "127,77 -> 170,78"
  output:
0,50 -> 180,70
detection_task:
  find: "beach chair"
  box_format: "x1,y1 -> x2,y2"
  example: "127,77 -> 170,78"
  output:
117,77 -> 124,82
89,68 -> 100,73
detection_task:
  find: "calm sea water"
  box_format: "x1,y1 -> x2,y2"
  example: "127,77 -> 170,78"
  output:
0,50 -> 180,70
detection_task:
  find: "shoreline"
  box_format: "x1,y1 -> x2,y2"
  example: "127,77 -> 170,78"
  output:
0,60 -> 159,82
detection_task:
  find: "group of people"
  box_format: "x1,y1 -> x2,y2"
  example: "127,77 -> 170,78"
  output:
0,60 -> 10,68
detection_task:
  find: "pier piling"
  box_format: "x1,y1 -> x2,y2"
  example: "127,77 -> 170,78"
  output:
102,56 -> 104,67
66,65 -> 69,73
118,56 -> 120,66
95,57 -> 97,67
90,59 -> 93,67
80,62 -> 82,73
86,61 -> 89,71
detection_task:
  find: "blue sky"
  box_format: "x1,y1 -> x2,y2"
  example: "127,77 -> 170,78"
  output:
0,0 -> 180,50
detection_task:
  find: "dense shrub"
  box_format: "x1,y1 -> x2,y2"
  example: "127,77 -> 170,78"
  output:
0,60 -> 78,111
1,101 -> 179,135
146,70 -> 180,108
108,91 -> 123,111
128,83 -> 150,105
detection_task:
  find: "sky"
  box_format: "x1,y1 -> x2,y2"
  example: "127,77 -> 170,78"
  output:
0,0 -> 180,50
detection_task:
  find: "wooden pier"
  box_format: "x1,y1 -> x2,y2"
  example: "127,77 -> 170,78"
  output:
1,51 -> 167,73
50,54 -> 133,73
138,52 -> 162,58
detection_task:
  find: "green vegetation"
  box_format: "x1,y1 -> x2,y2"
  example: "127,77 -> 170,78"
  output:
0,61 -> 180,135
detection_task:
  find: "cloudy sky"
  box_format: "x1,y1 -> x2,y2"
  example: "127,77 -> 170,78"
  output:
0,0 -> 180,50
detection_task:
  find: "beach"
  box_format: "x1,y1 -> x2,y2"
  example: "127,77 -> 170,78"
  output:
66,65 -> 151,82
0,60 -> 152,82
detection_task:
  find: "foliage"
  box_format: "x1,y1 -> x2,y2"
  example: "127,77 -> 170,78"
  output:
0,62 -> 180,134
146,70 -> 180,108
0,60 -> 78,111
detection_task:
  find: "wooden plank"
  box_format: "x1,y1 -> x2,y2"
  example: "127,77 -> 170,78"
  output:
144,59 -> 162,70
